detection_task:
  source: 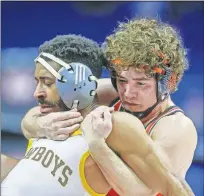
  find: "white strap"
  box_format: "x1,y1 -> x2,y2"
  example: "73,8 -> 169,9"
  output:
72,100 -> 79,109
35,57 -> 62,81
89,75 -> 97,81
75,63 -> 79,85
41,52 -> 72,70
90,90 -> 96,96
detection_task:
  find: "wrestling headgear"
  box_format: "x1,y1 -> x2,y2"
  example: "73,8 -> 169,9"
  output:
111,65 -> 176,100
34,52 -> 97,110
110,58 -> 177,119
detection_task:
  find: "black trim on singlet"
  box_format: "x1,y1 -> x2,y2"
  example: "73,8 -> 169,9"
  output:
145,105 -> 184,136
144,105 -> 183,129
109,97 -> 120,107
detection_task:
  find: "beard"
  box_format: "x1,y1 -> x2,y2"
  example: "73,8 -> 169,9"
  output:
38,97 -> 69,111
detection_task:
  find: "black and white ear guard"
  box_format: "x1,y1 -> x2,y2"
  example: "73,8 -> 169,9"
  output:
34,52 -> 97,110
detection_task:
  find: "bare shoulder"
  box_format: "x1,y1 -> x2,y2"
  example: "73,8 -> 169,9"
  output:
112,111 -> 144,131
107,111 -> 146,152
97,78 -> 118,106
151,113 -> 197,143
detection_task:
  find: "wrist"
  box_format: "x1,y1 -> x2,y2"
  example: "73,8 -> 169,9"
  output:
87,138 -> 106,152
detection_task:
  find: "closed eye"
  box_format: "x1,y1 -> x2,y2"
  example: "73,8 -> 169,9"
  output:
45,81 -> 54,87
117,77 -> 128,83
137,82 -> 145,85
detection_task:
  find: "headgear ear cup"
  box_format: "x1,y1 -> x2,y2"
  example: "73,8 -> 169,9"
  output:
110,70 -> 118,91
157,66 -> 176,100
56,62 -> 97,110
35,52 -> 97,110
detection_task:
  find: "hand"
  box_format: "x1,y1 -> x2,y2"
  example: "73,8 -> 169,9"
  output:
81,106 -> 114,143
37,108 -> 83,140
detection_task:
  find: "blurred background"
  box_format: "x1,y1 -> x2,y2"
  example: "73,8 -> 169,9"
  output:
1,1 -> 203,195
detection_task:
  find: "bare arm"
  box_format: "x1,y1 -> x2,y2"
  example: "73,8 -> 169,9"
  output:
97,78 -> 118,106
84,109 -> 195,195
151,115 -> 197,178
1,154 -> 19,182
89,140 -> 154,195
82,108 -> 154,195
106,112 -> 196,195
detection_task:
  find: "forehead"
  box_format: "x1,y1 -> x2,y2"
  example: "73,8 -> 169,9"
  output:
35,61 -> 59,79
119,67 -> 148,79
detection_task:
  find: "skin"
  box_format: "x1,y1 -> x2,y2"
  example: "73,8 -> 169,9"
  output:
82,67 -> 197,195
117,67 -> 157,112
34,62 -> 67,114
2,63 -> 111,193
2,65 -> 196,195
34,63 -> 111,192
1,154 -> 19,182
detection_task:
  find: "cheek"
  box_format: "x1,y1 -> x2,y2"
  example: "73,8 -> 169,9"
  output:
47,86 -> 60,102
117,83 -> 125,95
143,84 -> 157,100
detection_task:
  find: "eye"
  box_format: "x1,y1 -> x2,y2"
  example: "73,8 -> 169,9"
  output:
46,83 -> 53,87
117,78 -> 127,83
45,81 -> 54,87
137,82 -> 145,86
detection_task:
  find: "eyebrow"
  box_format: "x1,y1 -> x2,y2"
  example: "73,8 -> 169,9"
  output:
118,76 -> 150,81
35,76 -> 54,81
132,77 -> 150,81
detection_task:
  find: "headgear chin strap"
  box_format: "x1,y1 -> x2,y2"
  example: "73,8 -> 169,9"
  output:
35,52 -> 97,110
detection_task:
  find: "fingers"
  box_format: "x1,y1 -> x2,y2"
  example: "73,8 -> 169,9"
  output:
108,107 -> 114,113
103,109 -> 112,121
53,111 -> 81,122
92,106 -> 112,120
92,111 -> 103,121
54,134 -> 70,141
47,123 -> 80,140
56,116 -> 83,128
57,123 -> 80,135
94,106 -> 114,113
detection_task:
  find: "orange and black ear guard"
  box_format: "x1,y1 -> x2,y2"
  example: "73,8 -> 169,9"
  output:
110,62 -> 177,101
110,66 -> 166,91
110,50 -> 177,97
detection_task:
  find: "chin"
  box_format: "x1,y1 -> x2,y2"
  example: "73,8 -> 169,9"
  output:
123,104 -> 141,112
40,106 -> 59,114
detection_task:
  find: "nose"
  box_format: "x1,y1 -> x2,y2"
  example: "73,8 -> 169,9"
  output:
33,85 -> 47,100
124,84 -> 138,100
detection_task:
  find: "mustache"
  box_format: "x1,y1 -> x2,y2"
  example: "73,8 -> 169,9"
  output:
38,98 -> 58,107
37,97 -> 69,111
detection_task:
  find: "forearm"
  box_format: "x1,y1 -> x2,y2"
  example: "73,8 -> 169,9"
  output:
21,107 -> 45,139
1,154 -> 19,182
88,140 -> 154,196
107,112 -> 194,195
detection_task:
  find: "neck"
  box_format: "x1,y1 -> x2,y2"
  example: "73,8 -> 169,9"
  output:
80,96 -> 100,118
141,96 -> 174,124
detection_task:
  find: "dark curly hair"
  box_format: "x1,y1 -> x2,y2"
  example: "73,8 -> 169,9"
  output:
39,34 -> 107,78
